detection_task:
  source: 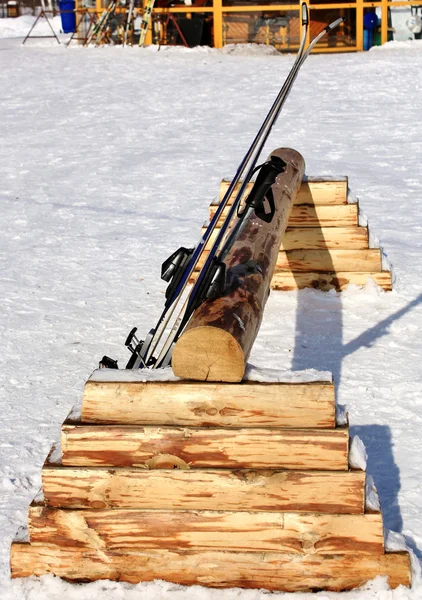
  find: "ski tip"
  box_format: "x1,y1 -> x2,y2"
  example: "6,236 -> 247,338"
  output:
326,17 -> 345,33
301,2 -> 308,26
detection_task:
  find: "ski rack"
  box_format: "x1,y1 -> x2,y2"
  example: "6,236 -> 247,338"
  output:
66,8 -> 97,47
116,5 -> 344,372
22,9 -> 61,45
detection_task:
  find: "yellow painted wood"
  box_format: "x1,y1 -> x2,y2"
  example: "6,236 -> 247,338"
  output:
42,466 -> 366,513
28,506 -> 384,554
60,424 -> 349,470
81,380 -> 336,428
270,271 -> 392,292
10,544 -> 411,590
213,0 -> 223,48
356,0 -> 364,51
381,0 -> 389,44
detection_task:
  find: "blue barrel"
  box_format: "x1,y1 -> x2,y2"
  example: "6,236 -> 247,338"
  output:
59,0 -> 76,33
363,12 -> 379,50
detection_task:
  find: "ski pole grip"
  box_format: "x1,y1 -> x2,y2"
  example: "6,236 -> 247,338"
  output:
301,2 -> 308,26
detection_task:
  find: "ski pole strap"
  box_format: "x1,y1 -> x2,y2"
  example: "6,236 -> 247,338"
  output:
239,155 -> 287,223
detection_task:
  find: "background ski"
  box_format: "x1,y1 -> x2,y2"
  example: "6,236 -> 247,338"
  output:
138,0 -> 156,47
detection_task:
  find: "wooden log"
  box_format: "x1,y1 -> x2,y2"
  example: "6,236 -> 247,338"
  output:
202,225 -> 369,250
276,248 -> 382,273
10,544 -> 411,590
218,177 -> 348,206
81,380 -> 336,428
210,203 -> 358,228
173,148 -> 306,382
280,226 -> 369,250
42,466 -> 366,513
270,271 -> 392,292
60,424 -> 349,470
195,248 -> 381,273
28,505 -> 384,554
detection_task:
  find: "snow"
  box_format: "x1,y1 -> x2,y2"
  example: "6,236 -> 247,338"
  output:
1,32 -> 422,598
365,474 -> 381,513
349,435 -> 368,471
0,15 -> 63,38
244,364 -> 332,383
89,364 -> 331,383
89,367 -> 179,382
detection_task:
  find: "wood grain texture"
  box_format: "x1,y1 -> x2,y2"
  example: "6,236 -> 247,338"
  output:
276,249 -> 382,273
81,380 -> 336,429
201,225 -> 369,250
280,226 -> 369,250
195,248 -> 381,274
60,424 -> 349,470
210,204 -> 358,228
218,178 -> 348,206
270,271 -> 392,292
42,466 -> 366,513
28,506 -> 384,554
11,544 -> 410,590
173,148 -> 305,383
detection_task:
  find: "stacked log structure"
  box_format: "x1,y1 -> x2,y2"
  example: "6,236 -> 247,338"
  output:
11,371 -> 411,591
197,176 -> 392,292
10,156 -> 403,590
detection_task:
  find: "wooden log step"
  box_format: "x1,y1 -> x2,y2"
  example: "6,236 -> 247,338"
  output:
217,177 -> 348,206
10,544 -> 410,590
60,424 -> 349,470
276,249 -> 381,273
210,204 -> 358,228
81,380 -> 336,428
42,466 -> 366,513
281,226 -> 369,250
195,248 -> 381,273
202,225 -> 369,250
271,271 -> 393,292
27,505 -> 384,554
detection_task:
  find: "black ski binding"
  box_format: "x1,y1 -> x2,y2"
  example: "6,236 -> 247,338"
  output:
125,327 -> 156,368
99,356 -> 119,369
161,247 -> 194,303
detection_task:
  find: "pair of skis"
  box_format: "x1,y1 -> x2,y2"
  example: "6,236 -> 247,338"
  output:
85,0 -> 118,46
123,0 -> 154,47
102,4 -> 343,371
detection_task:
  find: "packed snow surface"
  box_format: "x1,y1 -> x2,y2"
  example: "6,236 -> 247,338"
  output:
88,365 -> 332,383
1,34 -> 422,599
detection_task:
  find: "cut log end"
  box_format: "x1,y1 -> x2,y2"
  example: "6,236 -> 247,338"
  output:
172,326 -> 245,382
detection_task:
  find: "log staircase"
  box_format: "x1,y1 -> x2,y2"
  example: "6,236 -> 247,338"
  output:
11,371 -> 411,591
196,177 -> 392,292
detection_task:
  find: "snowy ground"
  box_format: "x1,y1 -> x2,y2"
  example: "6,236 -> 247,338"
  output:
1,30 -> 422,599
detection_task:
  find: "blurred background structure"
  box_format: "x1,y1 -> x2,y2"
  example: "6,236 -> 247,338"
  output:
2,0 -> 422,50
